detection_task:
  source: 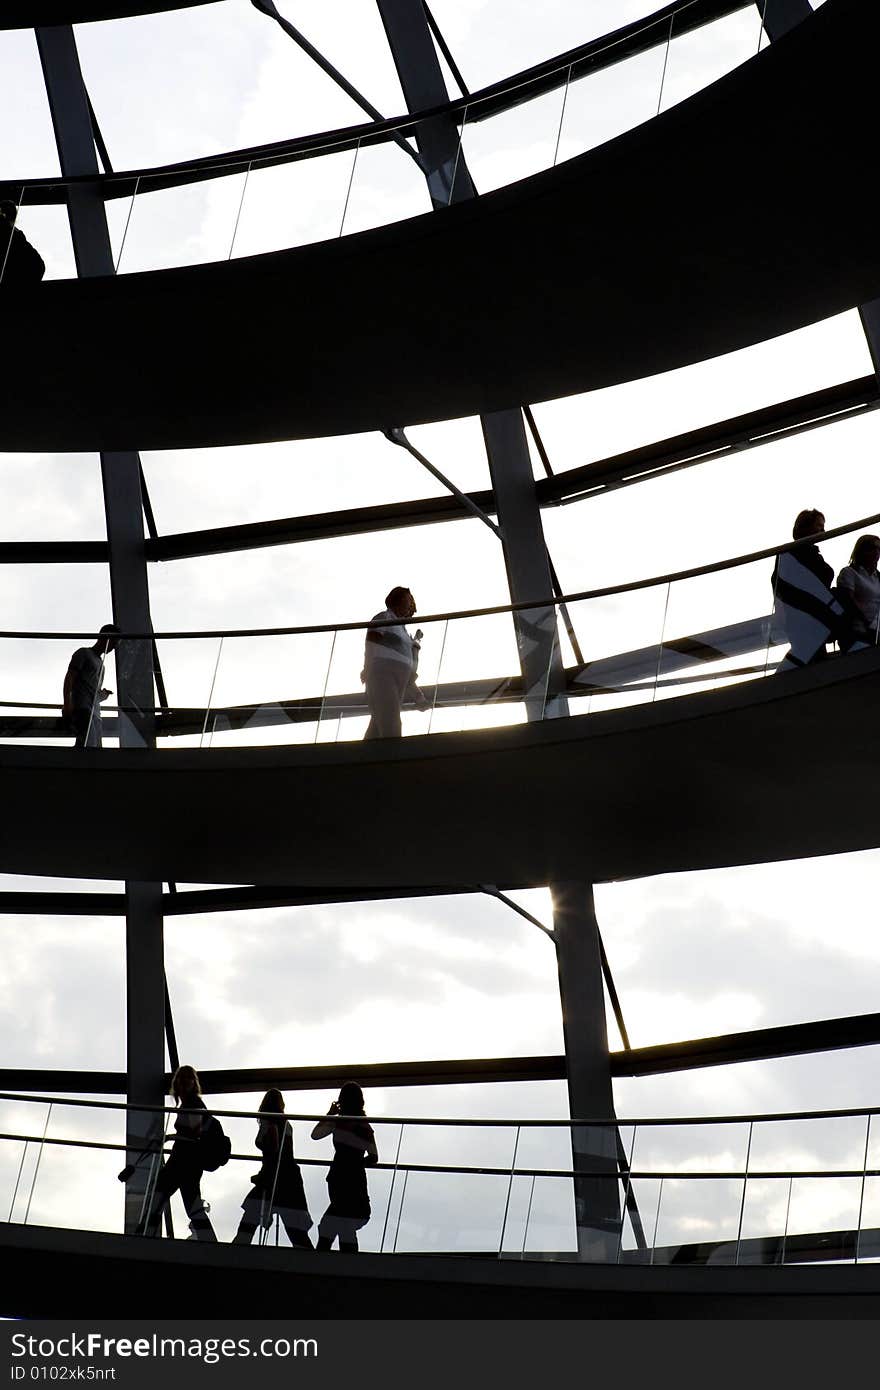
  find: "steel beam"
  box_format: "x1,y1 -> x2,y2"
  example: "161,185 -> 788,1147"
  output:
375,0 -> 565,717
551,881 -> 620,1259
377,1 -> 600,1243
36,24 -> 164,1233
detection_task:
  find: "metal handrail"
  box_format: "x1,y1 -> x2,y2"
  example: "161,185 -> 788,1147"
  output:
0,1128 -> 875,1184
1,0 -> 747,203
3,1090 -> 880,1129
0,509 -> 873,644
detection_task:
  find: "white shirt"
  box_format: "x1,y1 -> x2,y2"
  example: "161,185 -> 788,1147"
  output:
363,609 -> 418,673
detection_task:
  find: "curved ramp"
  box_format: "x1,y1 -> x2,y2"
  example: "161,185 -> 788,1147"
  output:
2,649 -> 879,887
2,0 -> 877,451
6,1 -> 217,25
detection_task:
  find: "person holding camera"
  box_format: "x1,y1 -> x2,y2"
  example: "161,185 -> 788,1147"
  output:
361,586 -> 430,739
311,1082 -> 378,1252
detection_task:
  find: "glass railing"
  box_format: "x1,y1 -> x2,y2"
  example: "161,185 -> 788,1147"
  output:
0,512 -> 875,750
1,1091 -> 878,1264
1,0 -> 767,281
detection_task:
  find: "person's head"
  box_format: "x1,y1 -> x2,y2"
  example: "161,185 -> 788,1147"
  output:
96,622 -> 120,655
259,1087 -> 285,1114
0,201 -> 18,227
792,509 -> 825,540
385,586 -> 416,619
338,1081 -> 365,1115
850,534 -> 880,572
171,1064 -> 201,1104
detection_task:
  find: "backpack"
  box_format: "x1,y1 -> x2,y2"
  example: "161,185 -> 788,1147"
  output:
200,1114 -> 231,1172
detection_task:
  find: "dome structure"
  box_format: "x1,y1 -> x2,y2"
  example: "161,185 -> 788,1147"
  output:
1,0 -> 880,1317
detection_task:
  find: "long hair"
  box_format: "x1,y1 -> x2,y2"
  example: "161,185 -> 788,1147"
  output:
338,1081 -> 365,1115
850,534 -> 880,570
170,1064 -> 201,1105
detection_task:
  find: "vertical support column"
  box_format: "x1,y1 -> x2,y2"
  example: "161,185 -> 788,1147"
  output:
376,0 -> 611,1246
552,881 -> 620,1259
757,0 -> 880,374
375,0 -> 566,713
124,881 -> 166,1233
480,411 -> 567,715
36,25 -> 163,1231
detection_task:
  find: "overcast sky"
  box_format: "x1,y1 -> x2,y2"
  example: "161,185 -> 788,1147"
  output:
2,0 -> 877,1256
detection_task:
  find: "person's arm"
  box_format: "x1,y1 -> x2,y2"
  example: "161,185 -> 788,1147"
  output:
62,663 -> 75,719
311,1103 -> 339,1141
836,566 -> 857,603
364,1123 -> 379,1167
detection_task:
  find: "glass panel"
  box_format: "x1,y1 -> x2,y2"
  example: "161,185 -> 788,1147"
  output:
430,611 -> 529,734
659,9 -> 763,115
749,1115 -> 869,1176
340,139 -> 431,236
522,1174 -> 578,1255
202,632 -> 336,749
112,172 -> 251,274
5,192 -> 76,282
556,45 -> 668,163
565,585 -> 680,713
783,1176 -> 862,1266
458,88 -> 570,194
857,1175 -> 880,1263
393,1170 -> 510,1253
737,1177 -> 791,1265
653,560 -> 776,703
230,152 -> 356,259
651,1176 -> 745,1265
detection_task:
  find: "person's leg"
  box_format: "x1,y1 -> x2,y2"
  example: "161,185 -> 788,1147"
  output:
281,1217 -> 314,1249
180,1173 -> 217,1242
232,1199 -> 260,1245
339,1234 -> 359,1254
136,1167 -> 176,1237
316,1206 -> 337,1250
364,666 -> 404,739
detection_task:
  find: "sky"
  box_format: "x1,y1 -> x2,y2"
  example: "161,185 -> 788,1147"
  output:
2,0 -> 879,1258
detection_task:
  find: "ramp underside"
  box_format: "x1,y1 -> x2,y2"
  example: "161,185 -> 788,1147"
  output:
2,1223 -> 880,1318
1,651 -> 878,887
2,0 -> 877,450
4,2 -> 219,26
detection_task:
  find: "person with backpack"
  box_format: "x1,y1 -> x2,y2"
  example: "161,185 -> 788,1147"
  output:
136,1064 -> 220,1242
311,1082 -> 378,1252
232,1088 -> 313,1248
0,201 -> 45,286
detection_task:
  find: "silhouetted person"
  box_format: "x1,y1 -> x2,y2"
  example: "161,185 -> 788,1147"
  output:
835,534 -> 880,649
362,586 -> 429,738
0,202 -> 45,286
63,624 -> 119,748
311,1082 -> 378,1252
771,509 -> 846,669
233,1088 -> 313,1248
136,1064 -> 218,1242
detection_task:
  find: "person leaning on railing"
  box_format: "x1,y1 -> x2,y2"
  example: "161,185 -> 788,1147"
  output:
835,534 -> 880,650
771,509 -> 849,669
